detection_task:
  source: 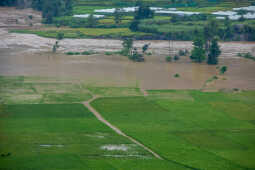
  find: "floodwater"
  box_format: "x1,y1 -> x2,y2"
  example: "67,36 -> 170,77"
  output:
1,7 -> 255,90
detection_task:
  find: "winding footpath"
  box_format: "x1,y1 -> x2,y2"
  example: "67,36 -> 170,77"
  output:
83,91 -> 163,160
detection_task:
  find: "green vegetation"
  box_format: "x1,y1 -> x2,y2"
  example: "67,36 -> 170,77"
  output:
190,35 -> 206,63
207,37 -> 221,65
165,55 -> 172,62
0,76 -> 192,170
66,50 -> 97,55
10,28 -> 150,39
0,103 -> 156,170
92,90 -> 255,170
238,52 -> 255,61
1,76 -> 255,169
220,66 -> 228,75
174,73 -> 180,78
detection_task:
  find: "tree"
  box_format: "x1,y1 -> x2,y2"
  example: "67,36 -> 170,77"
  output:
223,17 -> 233,40
129,19 -> 140,32
64,0 -> 73,16
220,66 -> 227,75
52,41 -> 59,53
207,38 -> 221,65
114,8 -> 123,25
203,19 -> 219,53
33,0 -> 73,24
121,38 -> 133,56
134,4 -> 154,20
87,14 -> 97,28
142,43 -> 150,53
190,36 -> 206,63
57,32 -> 64,40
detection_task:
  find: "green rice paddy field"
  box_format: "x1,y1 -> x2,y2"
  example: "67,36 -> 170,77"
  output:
1,76 -> 255,170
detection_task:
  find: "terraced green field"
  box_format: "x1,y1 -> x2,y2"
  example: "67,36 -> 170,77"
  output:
92,90 -> 255,170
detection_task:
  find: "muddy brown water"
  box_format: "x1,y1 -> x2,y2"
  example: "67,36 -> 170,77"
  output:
1,7 -> 255,90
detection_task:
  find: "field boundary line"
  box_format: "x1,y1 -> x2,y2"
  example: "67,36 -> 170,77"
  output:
83,96 -> 163,160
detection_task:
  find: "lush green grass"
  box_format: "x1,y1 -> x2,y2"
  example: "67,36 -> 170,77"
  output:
0,76 -> 191,170
0,104 -> 162,170
10,28 -> 151,39
91,90 -> 255,170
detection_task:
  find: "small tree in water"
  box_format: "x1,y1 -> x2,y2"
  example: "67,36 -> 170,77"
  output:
52,41 -> 59,53
142,43 -> 150,54
121,38 -> 133,56
220,66 -> 227,75
207,38 -> 221,65
190,36 -> 206,63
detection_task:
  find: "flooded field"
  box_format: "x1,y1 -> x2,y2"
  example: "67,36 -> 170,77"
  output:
1,7 -> 255,90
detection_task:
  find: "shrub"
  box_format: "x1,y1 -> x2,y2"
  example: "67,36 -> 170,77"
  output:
81,51 -> 96,55
178,49 -> 185,56
174,54 -> 180,61
104,51 -> 115,55
65,52 -> 81,55
220,66 -> 227,75
174,73 -> 180,78
57,32 -> 64,40
165,56 -> 172,62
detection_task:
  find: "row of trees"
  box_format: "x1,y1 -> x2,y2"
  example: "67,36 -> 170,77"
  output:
190,19 -> 221,65
0,0 -> 18,6
0,0 -> 73,24
0,0 -> 31,8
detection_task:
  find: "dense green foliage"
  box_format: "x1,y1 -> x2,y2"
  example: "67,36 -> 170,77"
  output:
190,35 -> 206,63
0,0 -> 17,6
32,0 -> 73,23
207,38 -> 221,64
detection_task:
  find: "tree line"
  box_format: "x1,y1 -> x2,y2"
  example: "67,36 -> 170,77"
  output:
32,0 -> 73,23
0,0 -> 73,24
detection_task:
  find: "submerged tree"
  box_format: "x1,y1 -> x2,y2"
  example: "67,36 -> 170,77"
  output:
207,38 -> 221,65
52,41 -> 59,53
220,66 -> 227,75
142,43 -> 150,53
190,36 -> 206,63
121,38 -> 133,56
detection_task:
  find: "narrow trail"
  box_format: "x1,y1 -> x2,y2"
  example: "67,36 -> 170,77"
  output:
83,94 -> 163,160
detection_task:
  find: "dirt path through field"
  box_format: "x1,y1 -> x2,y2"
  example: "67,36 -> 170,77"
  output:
83,96 -> 163,160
